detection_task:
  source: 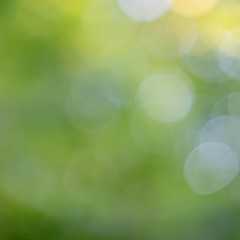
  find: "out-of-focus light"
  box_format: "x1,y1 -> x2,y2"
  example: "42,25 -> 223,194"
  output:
117,0 -> 172,22
172,0 -> 218,17
202,2 -> 240,30
138,73 -> 193,123
200,115 -> 240,157
184,142 -> 239,195
180,23 -> 227,83
218,29 -> 240,79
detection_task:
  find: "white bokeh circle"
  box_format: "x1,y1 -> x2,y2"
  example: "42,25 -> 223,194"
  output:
117,0 -> 172,22
184,142 -> 239,195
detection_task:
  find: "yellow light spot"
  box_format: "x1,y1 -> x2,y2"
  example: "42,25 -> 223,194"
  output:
172,0 -> 218,17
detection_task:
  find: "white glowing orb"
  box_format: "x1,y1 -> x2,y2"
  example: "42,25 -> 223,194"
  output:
200,115 -> 240,157
138,73 -> 193,122
117,0 -> 172,22
184,142 -> 239,195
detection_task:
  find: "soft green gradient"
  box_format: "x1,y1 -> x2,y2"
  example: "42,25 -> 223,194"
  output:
0,0 -> 240,239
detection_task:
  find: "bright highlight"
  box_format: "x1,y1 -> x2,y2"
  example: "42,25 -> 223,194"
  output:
138,73 -> 193,123
117,0 -> 172,22
184,142 -> 239,195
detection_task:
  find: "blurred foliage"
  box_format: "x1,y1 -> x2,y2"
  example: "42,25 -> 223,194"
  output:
0,0 -> 240,239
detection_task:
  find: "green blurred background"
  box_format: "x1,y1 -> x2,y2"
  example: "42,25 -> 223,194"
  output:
1,0 -> 240,239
